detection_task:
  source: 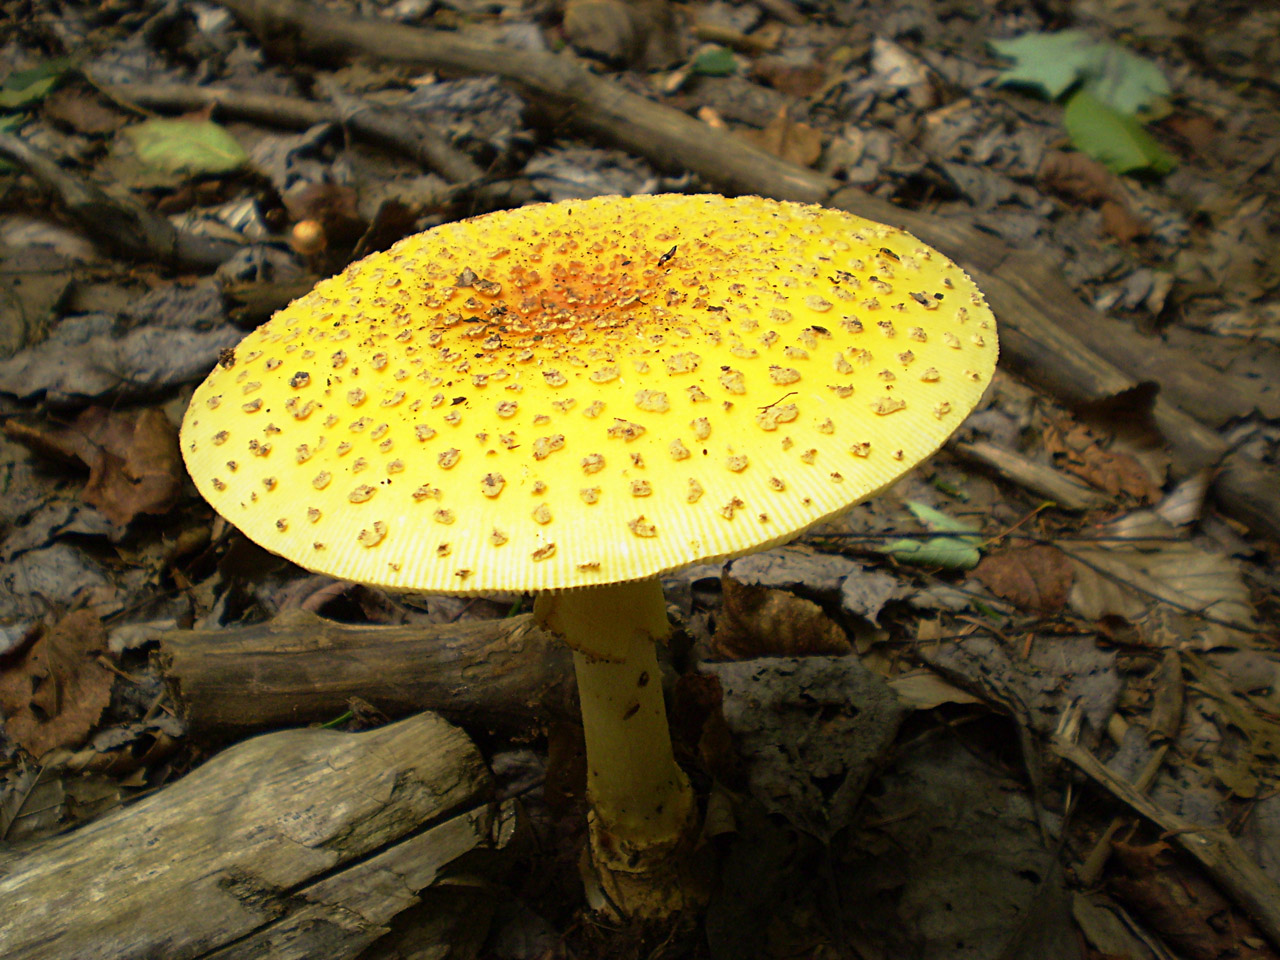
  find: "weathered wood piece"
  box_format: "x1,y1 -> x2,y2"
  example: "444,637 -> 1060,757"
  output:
0,713 -> 502,960
214,0 -> 1280,543
159,608 -> 575,738
951,439 -> 1109,511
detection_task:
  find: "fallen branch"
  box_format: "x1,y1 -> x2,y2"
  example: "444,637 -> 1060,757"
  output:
158,607 -> 574,738
0,713 -> 509,960
103,82 -> 483,185
215,0 -> 1280,543
0,132 -> 242,271
1052,732 -> 1280,950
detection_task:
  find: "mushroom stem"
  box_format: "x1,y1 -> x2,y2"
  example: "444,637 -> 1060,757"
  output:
534,579 -> 697,917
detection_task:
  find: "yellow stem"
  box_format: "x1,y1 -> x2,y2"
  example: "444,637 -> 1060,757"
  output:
534,580 -> 696,914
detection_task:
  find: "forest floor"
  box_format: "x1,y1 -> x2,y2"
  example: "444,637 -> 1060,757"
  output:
0,0 -> 1279,957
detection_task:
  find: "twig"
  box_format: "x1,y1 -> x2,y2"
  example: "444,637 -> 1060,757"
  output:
1052,713 -> 1280,949
1078,654 -> 1182,885
0,132 -> 242,271
950,439 -> 1108,511
749,0 -> 806,26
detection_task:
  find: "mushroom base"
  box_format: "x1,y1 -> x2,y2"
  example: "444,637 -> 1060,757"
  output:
535,580 -> 700,918
581,780 -> 701,920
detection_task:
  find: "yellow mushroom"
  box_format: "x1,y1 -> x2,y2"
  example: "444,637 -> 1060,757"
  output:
179,193 -> 998,918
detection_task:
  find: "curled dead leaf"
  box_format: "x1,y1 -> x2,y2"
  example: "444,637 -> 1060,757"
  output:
712,574 -> 850,659
4,406 -> 183,526
1039,150 -> 1120,204
564,0 -> 682,69
737,108 -> 824,168
752,57 -> 829,98
1108,841 -> 1276,959
1039,150 -> 1148,242
1042,418 -> 1160,503
1100,199 -> 1149,244
564,0 -> 644,66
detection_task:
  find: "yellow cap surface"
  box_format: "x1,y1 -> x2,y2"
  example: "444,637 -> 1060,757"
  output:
181,194 -> 997,593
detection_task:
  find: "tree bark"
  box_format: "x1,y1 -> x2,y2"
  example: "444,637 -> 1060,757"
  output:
0,713 -> 509,960
158,608 -> 575,738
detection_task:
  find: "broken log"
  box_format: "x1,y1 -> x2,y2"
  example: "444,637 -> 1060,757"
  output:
159,608 -> 575,738
0,713 -> 510,960
215,0 -> 1280,543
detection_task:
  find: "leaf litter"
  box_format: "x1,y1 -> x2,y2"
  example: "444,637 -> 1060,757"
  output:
0,609 -> 114,759
4,406 -> 184,528
0,0 -> 1279,956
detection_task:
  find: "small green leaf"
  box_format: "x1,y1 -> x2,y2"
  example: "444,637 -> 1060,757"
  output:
882,502 -> 984,569
990,30 -> 1170,117
690,46 -> 738,77
0,58 -> 72,110
1083,43 -> 1171,118
0,114 -> 22,172
881,537 -> 982,570
1063,90 -> 1175,174
124,119 -> 248,177
905,501 -> 983,543
990,30 -> 1093,100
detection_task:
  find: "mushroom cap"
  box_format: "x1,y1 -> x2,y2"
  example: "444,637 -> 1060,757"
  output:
181,194 -> 997,594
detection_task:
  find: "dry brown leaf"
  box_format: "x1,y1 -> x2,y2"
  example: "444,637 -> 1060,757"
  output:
737,109 -> 824,168
564,0 -> 644,66
1160,112 -> 1218,155
0,610 -> 114,758
42,85 -> 129,136
1100,199 -> 1150,243
1042,418 -> 1160,503
1039,151 -> 1148,242
752,57 -> 829,98
972,545 -> 1074,612
1039,150 -> 1120,204
1060,511 -> 1258,650
672,673 -> 740,786
711,575 -> 850,659
4,407 -> 183,526
564,0 -> 682,69
886,672 -> 982,710
1108,841 -> 1279,960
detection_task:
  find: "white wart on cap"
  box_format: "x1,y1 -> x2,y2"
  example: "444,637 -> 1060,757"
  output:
181,194 -> 998,593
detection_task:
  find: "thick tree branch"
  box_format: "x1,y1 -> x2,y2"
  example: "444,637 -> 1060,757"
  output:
158,608 -> 575,738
